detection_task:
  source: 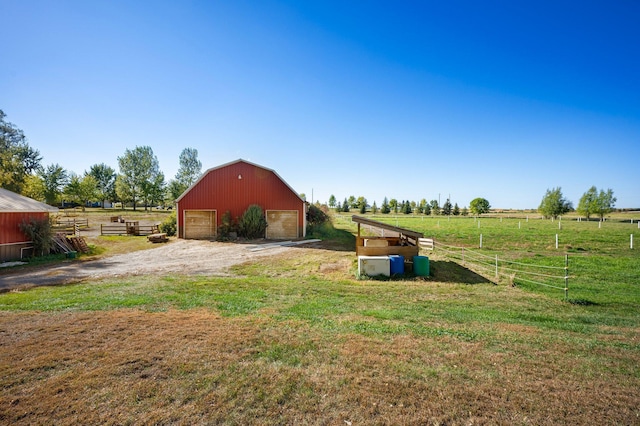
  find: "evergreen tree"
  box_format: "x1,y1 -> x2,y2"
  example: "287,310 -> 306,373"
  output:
442,198 -> 453,216
381,197 -> 391,214
402,200 -> 412,214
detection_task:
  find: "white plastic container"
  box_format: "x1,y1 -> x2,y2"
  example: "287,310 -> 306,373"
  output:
358,256 -> 390,277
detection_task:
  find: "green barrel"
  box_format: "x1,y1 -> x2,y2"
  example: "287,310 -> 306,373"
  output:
413,255 -> 430,276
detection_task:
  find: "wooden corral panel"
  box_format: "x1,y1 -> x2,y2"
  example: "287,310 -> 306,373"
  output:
184,210 -> 216,239
266,210 -> 298,239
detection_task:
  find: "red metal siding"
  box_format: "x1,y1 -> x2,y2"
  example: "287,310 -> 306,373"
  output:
0,212 -> 48,244
178,161 -> 304,237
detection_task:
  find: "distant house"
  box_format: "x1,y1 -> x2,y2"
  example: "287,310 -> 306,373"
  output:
0,188 -> 58,262
176,159 -> 306,240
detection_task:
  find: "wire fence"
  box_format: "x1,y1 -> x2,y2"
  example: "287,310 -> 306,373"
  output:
433,240 -> 570,299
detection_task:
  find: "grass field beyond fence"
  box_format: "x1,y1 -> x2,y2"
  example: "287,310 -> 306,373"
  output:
335,212 -> 640,309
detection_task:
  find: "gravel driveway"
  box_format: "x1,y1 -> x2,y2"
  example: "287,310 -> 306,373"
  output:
0,239 -> 293,291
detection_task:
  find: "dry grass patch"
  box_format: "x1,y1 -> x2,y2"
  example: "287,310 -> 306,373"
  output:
1,309 -> 638,425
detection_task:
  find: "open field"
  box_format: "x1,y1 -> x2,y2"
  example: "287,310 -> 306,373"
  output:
336,213 -> 640,307
0,215 -> 638,424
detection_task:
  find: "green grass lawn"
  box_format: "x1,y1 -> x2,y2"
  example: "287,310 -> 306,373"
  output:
0,215 -> 638,424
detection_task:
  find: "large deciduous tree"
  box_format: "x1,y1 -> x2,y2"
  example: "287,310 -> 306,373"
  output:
389,198 -> 398,214
117,146 -> 164,211
0,110 -> 42,193
89,163 -> 116,208
22,175 -> 46,202
538,187 -> 573,219
39,163 -> 68,205
328,195 -> 336,209
166,148 -> 202,205
595,188 -> 616,221
176,148 -> 202,188
64,173 -> 99,211
577,186 -> 598,220
469,198 -> 491,216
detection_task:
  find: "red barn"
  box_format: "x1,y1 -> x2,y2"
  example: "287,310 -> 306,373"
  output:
176,159 -> 306,240
0,188 -> 59,262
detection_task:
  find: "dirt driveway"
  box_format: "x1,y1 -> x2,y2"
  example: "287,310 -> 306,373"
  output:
0,239 -> 297,291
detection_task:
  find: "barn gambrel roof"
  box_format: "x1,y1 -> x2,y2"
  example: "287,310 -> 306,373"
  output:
175,159 -> 305,203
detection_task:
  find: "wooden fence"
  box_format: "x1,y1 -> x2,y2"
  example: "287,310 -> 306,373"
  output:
56,218 -> 89,227
101,223 -> 160,236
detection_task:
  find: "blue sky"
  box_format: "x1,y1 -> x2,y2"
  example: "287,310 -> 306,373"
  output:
2,0 -> 639,209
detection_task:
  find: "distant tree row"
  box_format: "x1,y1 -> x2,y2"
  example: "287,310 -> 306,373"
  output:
331,186 -> 617,221
329,194 -> 474,217
0,109 -> 202,209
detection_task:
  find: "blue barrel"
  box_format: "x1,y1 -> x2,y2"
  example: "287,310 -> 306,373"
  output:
413,255 -> 430,276
389,255 -> 405,275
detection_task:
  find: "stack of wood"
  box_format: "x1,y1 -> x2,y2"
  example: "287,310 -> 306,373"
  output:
68,236 -> 91,253
147,233 -> 168,243
50,233 -> 91,254
51,233 -> 75,254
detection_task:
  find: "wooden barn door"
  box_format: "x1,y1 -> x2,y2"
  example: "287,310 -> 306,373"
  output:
184,210 -> 216,239
266,210 -> 298,239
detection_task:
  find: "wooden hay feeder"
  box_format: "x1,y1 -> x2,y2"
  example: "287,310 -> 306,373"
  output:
352,215 -> 423,259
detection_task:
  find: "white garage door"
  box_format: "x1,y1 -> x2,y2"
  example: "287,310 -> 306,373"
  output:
184,210 -> 216,239
266,210 -> 298,239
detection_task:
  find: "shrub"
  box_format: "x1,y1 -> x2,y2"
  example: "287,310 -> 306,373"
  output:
217,210 -> 237,241
307,204 -> 329,226
238,205 -> 267,239
19,217 -> 53,257
159,212 -> 177,236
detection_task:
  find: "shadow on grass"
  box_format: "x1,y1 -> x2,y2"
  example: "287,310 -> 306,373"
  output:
430,260 -> 494,285
304,222 -> 356,252
568,298 -> 599,306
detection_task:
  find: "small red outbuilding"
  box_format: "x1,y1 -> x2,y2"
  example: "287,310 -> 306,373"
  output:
176,159 -> 306,240
0,188 -> 59,262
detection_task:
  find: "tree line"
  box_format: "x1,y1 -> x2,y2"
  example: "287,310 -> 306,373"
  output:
0,109 -> 201,210
328,187 -> 616,221
327,195 -> 493,217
